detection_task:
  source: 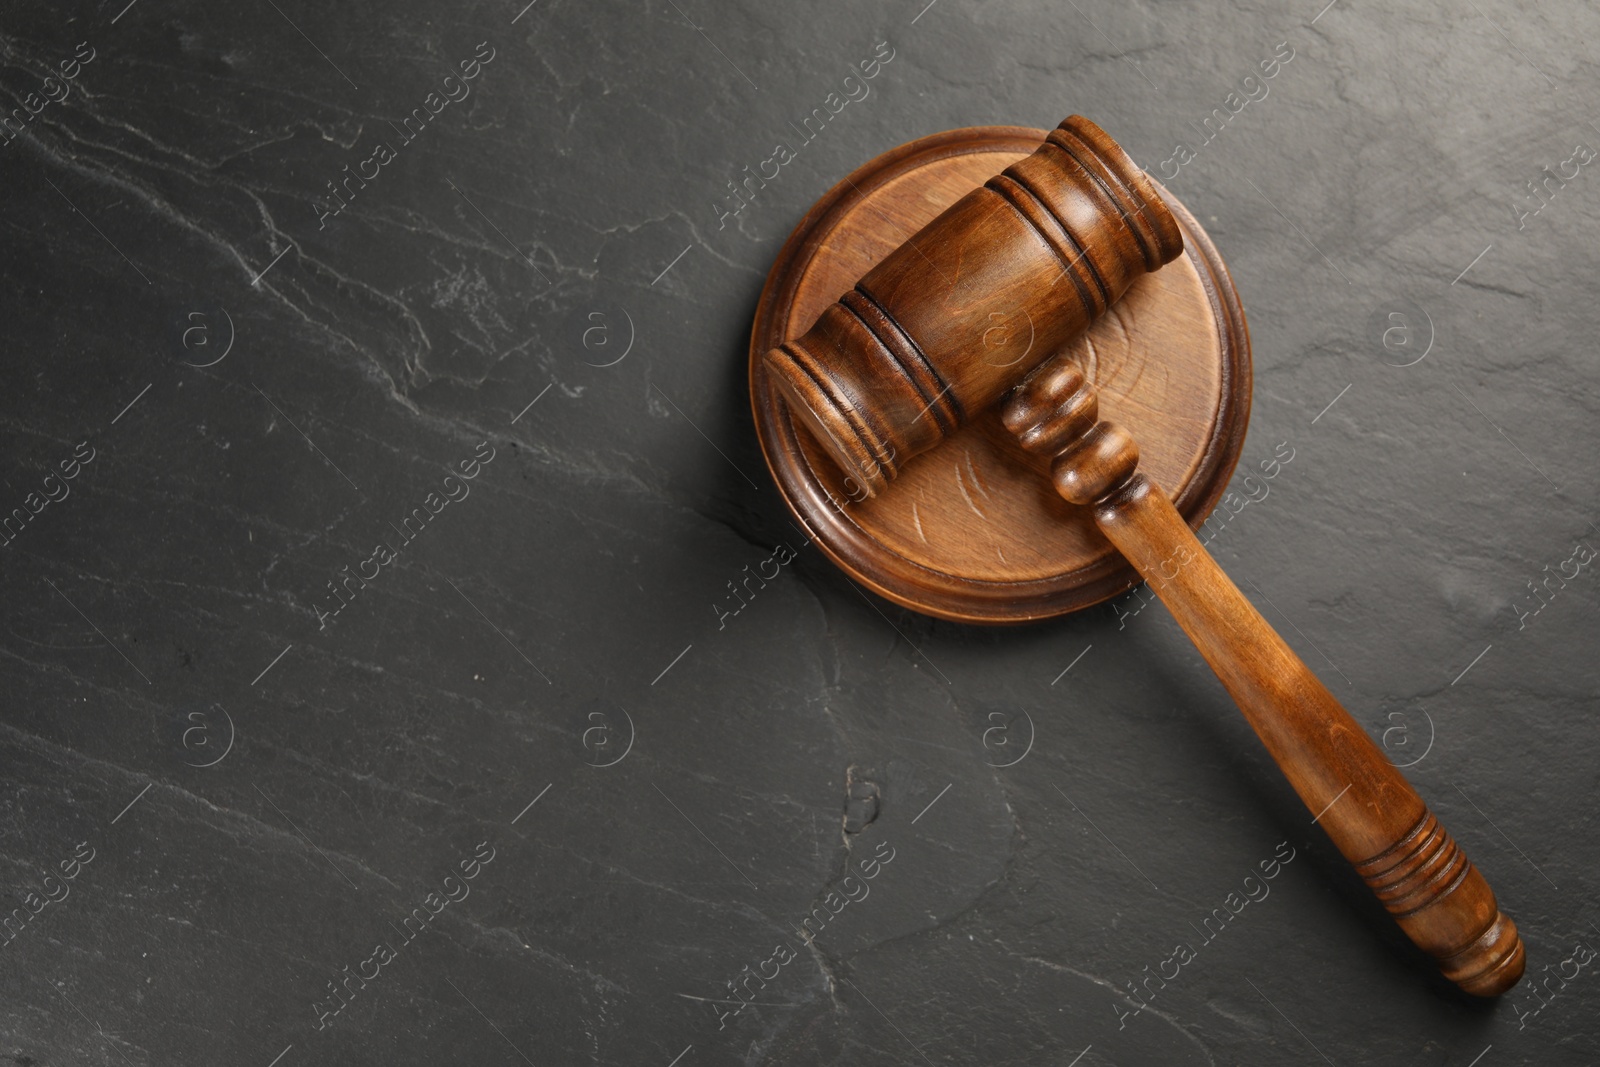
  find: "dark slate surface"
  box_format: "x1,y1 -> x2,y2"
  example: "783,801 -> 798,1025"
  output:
1,1 -> 1596,1064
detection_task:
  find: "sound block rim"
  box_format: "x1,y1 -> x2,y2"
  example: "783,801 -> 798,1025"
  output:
749,124 -> 1252,624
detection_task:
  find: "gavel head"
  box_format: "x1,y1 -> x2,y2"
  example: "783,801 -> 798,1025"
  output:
763,116 -> 1183,496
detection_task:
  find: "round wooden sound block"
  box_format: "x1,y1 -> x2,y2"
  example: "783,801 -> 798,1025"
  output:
749,125 -> 1251,624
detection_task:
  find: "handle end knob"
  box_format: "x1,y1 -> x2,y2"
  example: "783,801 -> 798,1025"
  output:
1355,808 -> 1525,996
1442,909 -> 1526,998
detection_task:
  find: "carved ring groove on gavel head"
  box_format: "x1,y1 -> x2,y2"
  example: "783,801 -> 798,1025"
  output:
763,115 -> 1183,495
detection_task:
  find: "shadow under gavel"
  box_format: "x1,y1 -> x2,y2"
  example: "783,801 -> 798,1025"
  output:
763,115 -> 1525,996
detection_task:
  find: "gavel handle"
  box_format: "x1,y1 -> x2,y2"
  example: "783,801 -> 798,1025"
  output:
1003,362 -> 1525,996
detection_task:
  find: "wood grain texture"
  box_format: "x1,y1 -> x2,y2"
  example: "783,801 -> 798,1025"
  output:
1003,359 -> 1526,997
764,117 -> 1183,493
749,123 -> 1250,623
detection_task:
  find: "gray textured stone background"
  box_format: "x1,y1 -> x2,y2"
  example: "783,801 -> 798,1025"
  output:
0,0 -> 1595,1064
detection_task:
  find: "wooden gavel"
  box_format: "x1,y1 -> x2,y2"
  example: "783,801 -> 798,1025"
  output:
763,116 -> 1525,996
